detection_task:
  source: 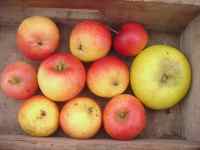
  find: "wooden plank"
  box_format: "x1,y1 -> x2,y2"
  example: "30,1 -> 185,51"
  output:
0,3 -> 200,32
1,0 -> 200,8
180,14 -> 200,142
0,135 -> 199,150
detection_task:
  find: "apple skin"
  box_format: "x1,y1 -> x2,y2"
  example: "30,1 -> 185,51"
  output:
87,56 -> 129,98
16,16 -> 60,60
70,20 -> 112,62
103,94 -> 146,140
0,61 -> 38,100
131,45 -> 191,110
18,95 -> 59,137
60,97 -> 102,139
38,53 -> 86,102
114,22 -> 148,56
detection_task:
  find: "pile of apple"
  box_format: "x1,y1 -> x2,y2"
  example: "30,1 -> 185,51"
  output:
0,16 -> 191,140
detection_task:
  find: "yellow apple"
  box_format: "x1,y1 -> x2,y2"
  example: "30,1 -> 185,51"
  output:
60,97 -> 102,139
70,20 -> 112,62
87,56 -> 129,98
18,95 -> 59,136
130,45 -> 191,110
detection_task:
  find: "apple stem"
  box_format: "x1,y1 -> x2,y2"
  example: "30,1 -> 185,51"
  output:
109,27 -> 119,34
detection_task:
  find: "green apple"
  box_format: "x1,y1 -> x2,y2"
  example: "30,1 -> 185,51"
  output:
130,45 -> 191,110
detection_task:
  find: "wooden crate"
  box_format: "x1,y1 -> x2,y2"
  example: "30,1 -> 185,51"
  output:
0,0 -> 200,149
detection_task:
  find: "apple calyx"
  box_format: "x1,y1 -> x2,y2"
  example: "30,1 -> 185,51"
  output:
88,107 -> 94,114
54,62 -> 67,72
78,43 -> 84,52
112,80 -> 119,86
116,111 -> 129,122
8,76 -> 21,85
160,73 -> 170,83
37,110 -> 46,119
37,41 -> 43,46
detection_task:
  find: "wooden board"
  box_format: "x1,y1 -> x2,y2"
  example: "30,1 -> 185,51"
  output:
0,1 -> 200,33
180,13 -> 200,142
0,135 -> 200,150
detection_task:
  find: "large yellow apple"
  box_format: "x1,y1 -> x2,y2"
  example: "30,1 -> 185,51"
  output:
60,97 -> 102,139
130,45 -> 191,110
18,95 -> 59,136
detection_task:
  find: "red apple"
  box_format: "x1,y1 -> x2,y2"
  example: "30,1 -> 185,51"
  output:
87,56 -> 129,98
37,53 -> 86,102
103,94 -> 146,140
70,20 -> 112,62
114,22 -> 148,56
16,16 -> 60,60
0,61 -> 38,100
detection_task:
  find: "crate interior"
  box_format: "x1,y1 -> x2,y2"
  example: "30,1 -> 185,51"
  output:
0,1 -> 200,143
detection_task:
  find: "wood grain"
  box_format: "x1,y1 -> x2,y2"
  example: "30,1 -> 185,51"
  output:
0,1 -> 199,33
0,135 -> 200,150
180,14 -> 200,142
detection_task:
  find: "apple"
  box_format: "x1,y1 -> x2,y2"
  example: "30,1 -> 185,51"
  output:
87,56 -> 129,98
0,61 -> 38,100
70,20 -> 112,62
16,16 -> 60,60
18,95 -> 59,137
38,53 -> 86,102
130,45 -> 191,110
60,97 -> 102,139
103,94 -> 146,140
114,22 -> 148,56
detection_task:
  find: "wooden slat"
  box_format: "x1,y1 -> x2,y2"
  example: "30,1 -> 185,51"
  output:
0,135 -> 199,150
180,14 -> 200,142
1,0 -> 200,8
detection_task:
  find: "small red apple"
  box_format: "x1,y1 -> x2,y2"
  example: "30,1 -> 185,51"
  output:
114,22 -> 148,56
87,56 -> 129,98
16,16 -> 60,60
70,20 -> 112,62
37,53 -> 86,102
103,94 -> 146,140
0,61 -> 38,100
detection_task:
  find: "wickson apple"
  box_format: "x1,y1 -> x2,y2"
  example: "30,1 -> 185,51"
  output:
16,16 -> 60,60
60,97 -> 102,139
18,95 -> 59,136
0,61 -> 38,100
87,56 -> 129,98
114,22 -> 148,56
131,45 -> 191,110
103,94 -> 146,140
38,53 -> 86,102
70,20 -> 112,62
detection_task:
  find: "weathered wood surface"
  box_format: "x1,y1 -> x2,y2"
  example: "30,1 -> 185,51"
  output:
180,14 -> 200,142
0,1 -> 200,32
0,135 -> 200,150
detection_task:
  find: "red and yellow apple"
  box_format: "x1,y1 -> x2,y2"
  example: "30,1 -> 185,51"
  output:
0,61 -> 38,100
87,56 -> 129,98
18,95 -> 59,136
131,45 -> 191,110
114,22 -> 148,56
60,97 -> 102,139
38,53 -> 86,102
103,94 -> 146,140
70,20 -> 112,62
16,16 -> 60,60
